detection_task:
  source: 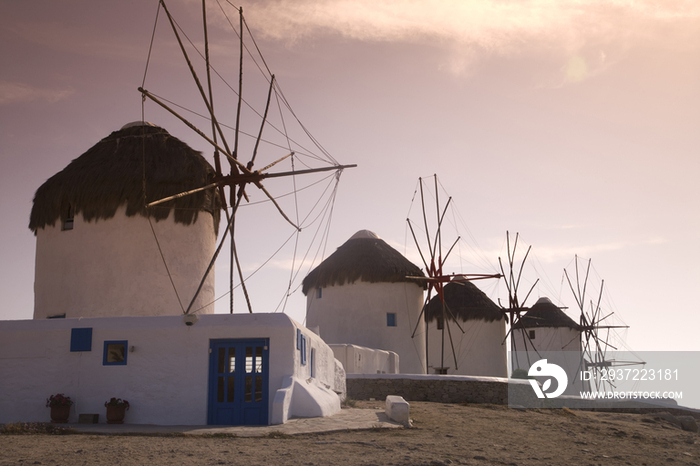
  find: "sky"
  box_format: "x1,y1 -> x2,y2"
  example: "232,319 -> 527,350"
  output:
1,0 -> 698,354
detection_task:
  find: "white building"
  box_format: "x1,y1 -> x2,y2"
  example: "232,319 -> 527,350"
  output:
1,122 -> 344,426
424,278 -> 507,377
0,314 -> 343,426
303,230 -> 427,374
511,297 -> 585,395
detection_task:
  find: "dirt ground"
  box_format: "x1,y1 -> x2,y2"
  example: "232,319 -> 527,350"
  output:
1,401 -> 698,466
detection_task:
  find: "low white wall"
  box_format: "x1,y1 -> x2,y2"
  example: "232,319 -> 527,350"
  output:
330,344 -> 399,374
346,373 -> 536,406
0,313 -> 342,425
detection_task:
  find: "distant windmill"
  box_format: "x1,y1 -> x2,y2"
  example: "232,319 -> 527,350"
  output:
564,255 -> 642,392
504,239 -> 642,394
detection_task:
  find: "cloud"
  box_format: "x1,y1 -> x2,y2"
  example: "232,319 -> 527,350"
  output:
234,0 -> 699,79
530,237 -> 667,263
245,0 -> 699,45
0,81 -> 73,105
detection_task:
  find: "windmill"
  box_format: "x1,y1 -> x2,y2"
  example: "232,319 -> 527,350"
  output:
137,1 -> 355,315
564,255 -> 642,392
405,175 -> 501,374
504,240 -> 642,394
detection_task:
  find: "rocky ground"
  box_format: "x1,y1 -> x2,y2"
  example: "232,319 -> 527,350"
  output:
1,401 -> 699,465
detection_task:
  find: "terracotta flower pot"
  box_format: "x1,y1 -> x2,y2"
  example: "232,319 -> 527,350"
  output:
50,405 -> 70,423
106,405 -> 127,424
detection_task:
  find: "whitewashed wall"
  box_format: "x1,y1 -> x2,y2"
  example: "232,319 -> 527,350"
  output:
330,344 -> 399,374
0,314 -> 342,425
33,206 -> 217,319
426,318 -> 507,377
306,281 -> 426,374
512,326 -> 585,395
512,326 -> 582,354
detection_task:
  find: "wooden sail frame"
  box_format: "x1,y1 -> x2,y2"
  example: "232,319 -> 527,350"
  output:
140,0 -> 356,315
498,231 -> 542,370
406,175 -> 501,374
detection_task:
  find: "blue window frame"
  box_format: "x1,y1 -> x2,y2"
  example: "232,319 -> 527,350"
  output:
103,340 -> 128,366
310,348 -> 315,378
70,328 -> 92,352
387,313 -> 397,327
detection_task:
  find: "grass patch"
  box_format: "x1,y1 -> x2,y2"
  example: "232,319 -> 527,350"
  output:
265,431 -> 294,439
0,422 -> 76,435
342,398 -> 357,408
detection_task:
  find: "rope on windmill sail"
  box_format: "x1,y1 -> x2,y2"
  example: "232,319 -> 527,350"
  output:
139,56 -> 186,315
145,0 -> 339,169
274,172 -> 342,311
141,1 -> 161,89
146,216 -> 186,314
212,0 -> 339,167
139,101 -> 186,315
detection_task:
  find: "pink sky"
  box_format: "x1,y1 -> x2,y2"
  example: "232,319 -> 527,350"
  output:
1,0 -> 698,352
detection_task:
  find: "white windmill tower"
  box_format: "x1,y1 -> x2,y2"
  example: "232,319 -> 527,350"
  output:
510,296 -> 587,395
423,277 -> 507,376
29,122 -> 220,319
303,230 -> 427,374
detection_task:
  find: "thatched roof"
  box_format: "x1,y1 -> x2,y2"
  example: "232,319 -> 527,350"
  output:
424,278 -> 504,323
302,230 -> 426,295
516,297 -> 580,330
29,123 -> 220,233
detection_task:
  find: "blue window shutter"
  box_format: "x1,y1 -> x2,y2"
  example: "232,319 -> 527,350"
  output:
300,335 -> 307,366
387,313 -> 397,327
70,328 -> 93,352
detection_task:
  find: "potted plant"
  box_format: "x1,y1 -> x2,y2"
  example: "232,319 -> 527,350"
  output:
104,397 -> 130,424
46,394 -> 73,423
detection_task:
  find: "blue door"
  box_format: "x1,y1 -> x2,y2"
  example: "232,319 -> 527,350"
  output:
208,338 -> 269,425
